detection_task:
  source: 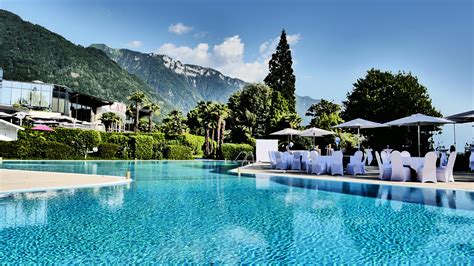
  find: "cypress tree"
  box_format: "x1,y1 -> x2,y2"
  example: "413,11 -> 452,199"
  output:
264,29 -> 296,113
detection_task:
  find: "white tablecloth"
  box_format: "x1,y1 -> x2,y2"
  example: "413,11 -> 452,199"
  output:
402,157 -> 424,171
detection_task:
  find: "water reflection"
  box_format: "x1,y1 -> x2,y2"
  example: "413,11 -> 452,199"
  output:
268,175 -> 474,211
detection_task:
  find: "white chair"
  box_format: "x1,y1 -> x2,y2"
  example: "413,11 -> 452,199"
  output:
301,151 -> 310,171
275,152 -> 289,170
436,152 -> 457,182
330,151 -> 344,175
375,151 -> 391,180
391,151 -> 411,182
291,152 -> 302,170
268,151 -> 277,169
347,151 -> 364,175
309,151 -> 327,175
381,151 -> 390,165
365,149 -> 373,165
417,152 -> 438,183
401,151 -> 411,158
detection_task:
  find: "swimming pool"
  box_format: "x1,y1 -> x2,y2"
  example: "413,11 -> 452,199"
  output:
1,160 -> 473,263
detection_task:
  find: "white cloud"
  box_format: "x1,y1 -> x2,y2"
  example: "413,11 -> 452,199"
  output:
127,40 -> 143,49
155,33 -> 300,83
193,32 -> 208,39
168,23 -> 193,35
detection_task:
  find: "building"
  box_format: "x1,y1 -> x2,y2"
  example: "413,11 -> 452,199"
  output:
0,68 -> 126,129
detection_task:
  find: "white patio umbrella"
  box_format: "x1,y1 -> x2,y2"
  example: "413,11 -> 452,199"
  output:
385,113 -> 454,156
333,118 -> 387,149
445,110 -> 474,147
270,128 -> 301,143
299,127 -> 336,146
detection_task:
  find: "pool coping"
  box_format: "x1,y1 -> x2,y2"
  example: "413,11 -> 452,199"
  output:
0,168 -> 132,195
231,163 -> 474,192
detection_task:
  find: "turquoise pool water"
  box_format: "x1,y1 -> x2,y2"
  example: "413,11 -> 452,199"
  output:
0,160 -> 473,264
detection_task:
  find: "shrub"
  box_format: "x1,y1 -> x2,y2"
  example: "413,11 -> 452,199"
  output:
131,135 -> 155,159
164,145 -> 193,160
171,133 -> 206,156
40,141 -> 74,159
221,143 -> 254,160
101,132 -> 131,159
98,143 -> 120,159
20,128 -> 101,157
0,140 -> 73,159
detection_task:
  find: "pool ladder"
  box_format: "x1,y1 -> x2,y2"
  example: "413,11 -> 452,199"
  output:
234,151 -> 254,166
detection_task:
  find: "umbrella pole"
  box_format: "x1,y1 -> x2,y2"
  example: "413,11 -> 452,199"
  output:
453,124 -> 456,149
357,127 -> 360,150
417,124 -> 421,157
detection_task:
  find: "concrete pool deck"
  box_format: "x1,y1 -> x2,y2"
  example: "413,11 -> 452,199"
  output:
232,162 -> 474,192
0,169 -> 131,194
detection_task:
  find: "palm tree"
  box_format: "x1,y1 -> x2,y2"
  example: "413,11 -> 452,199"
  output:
100,112 -> 121,132
213,103 -> 229,158
127,90 -> 147,132
145,102 -> 161,132
197,101 -> 213,157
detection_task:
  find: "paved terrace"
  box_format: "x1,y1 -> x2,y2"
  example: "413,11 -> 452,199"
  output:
0,169 -> 131,194
232,163 -> 474,192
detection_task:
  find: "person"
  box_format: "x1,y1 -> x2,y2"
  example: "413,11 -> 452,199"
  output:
286,142 -> 294,152
449,145 -> 456,153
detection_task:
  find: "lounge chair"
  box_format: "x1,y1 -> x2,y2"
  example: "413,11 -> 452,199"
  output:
375,151 -> 391,180
391,151 -> 411,182
417,152 -> 437,183
436,152 -> 456,182
330,151 -> 343,175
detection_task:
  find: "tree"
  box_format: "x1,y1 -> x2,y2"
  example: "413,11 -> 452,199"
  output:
100,112 -> 122,132
342,69 -> 441,153
144,102 -> 161,132
306,99 -> 343,130
127,90 -> 148,132
227,83 -> 273,143
160,110 -> 188,135
209,103 -> 229,158
264,29 -> 296,113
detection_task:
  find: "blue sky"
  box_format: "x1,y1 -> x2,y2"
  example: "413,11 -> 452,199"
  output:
0,0 -> 472,148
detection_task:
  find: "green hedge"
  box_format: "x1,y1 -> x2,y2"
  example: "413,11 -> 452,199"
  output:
0,140 -> 74,159
101,132 -> 131,159
131,135 -> 155,159
98,143 -> 120,159
165,145 -> 193,160
221,143 -> 254,160
170,133 -> 206,156
19,128 -> 101,157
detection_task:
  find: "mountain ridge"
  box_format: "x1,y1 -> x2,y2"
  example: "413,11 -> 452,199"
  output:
91,44 -> 320,123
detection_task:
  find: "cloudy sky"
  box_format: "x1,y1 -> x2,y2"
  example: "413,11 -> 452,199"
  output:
1,0 -> 472,148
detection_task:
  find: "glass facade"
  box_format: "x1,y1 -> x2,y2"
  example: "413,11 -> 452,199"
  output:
0,80 -> 70,115
71,102 -> 92,122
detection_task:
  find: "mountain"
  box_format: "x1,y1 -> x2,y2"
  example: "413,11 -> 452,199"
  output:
0,9 -> 173,115
296,95 -> 320,125
91,44 -> 246,113
92,44 -> 320,121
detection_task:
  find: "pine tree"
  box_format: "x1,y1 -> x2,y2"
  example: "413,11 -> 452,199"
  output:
264,29 -> 296,113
